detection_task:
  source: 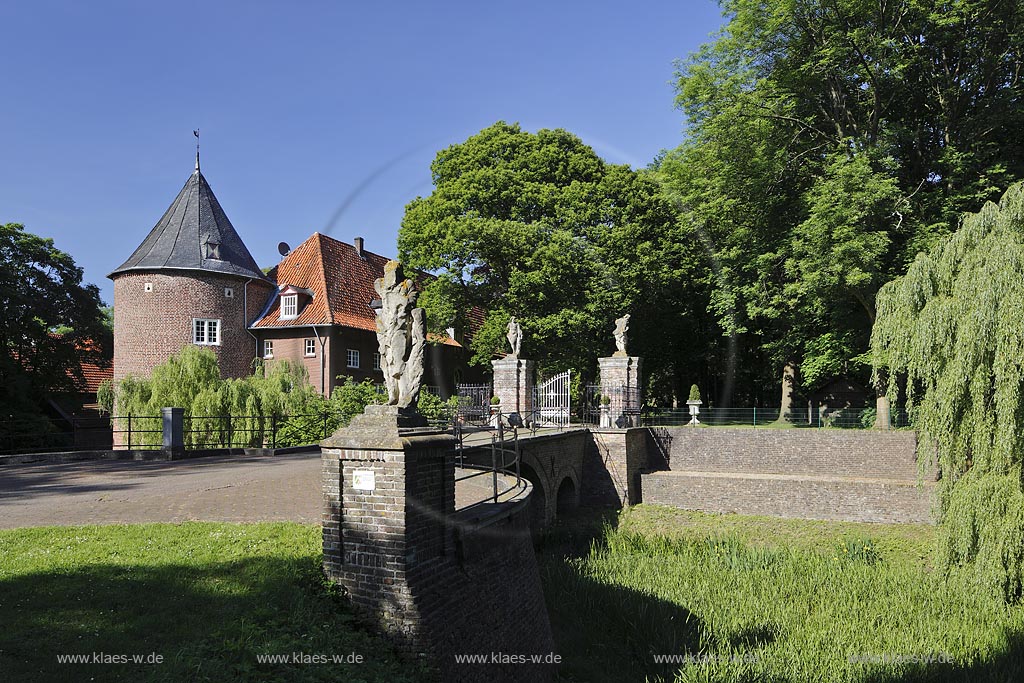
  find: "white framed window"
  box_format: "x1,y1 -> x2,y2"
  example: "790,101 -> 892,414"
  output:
373,352 -> 381,370
280,294 -> 298,319
264,340 -> 274,358
193,319 -> 220,346
224,287 -> 234,298
305,339 -> 316,357
144,282 -> 153,292
204,241 -> 221,260
347,348 -> 360,368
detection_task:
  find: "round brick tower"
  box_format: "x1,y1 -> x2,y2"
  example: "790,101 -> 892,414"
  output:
108,156 -> 275,384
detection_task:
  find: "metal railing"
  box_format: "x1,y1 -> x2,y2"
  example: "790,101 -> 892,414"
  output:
640,406 -> 909,429
0,414 -> 114,454
453,408 -> 523,512
105,412 -> 339,451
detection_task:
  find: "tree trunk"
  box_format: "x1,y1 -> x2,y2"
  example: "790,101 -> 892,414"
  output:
873,368 -> 891,429
774,361 -> 798,424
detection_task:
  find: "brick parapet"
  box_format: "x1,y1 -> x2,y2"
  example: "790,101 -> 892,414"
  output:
321,422 -> 554,681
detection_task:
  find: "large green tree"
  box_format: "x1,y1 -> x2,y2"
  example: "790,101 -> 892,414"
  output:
0,223 -> 110,420
872,182 -> 1024,602
399,122 -> 705,402
660,0 -> 1024,405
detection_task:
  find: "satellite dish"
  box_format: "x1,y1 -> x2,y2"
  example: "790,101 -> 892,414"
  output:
277,242 -> 291,257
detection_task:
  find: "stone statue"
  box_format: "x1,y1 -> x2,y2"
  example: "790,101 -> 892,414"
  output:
506,317 -> 522,358
374,260 -> 425,409
613,314 -> 630,357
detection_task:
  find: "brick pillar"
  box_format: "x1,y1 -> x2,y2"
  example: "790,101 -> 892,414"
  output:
320,404 -> 455,648
491,357 -> 534,419
598,356 -> 643,428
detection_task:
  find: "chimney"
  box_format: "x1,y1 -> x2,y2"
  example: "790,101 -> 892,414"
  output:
354,236 -> 364,258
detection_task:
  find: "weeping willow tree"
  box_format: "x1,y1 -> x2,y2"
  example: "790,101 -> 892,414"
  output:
97,346 -> 447,449
100,346 -> 321,448
871,182 -> 1024,602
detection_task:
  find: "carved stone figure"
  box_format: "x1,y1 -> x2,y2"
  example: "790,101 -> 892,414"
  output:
613,314 -> 630,356
506,317 -> 522,358
374,260 -> 425,409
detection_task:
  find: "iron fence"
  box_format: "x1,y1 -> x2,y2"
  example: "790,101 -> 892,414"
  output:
0,414 -> 114,454
456,383 -> 492,426
107,411 -> 339,454
640,406 -> 909,429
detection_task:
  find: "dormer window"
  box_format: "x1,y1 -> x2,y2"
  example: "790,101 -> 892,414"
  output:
203,239 -> 221,260
280,294 -> 298,319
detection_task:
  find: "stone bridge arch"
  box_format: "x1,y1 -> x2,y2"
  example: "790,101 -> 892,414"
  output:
460,429 -> 588,530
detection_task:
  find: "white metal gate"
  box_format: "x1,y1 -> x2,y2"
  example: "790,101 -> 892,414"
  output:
532,371 -> 571,428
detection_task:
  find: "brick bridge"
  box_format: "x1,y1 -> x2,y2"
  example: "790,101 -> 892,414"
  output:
460,425 -> 935,527
458,427 -> 643,529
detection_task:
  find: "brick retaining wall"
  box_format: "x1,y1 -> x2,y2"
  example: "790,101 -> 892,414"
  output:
640,427 -> 937,523
661,427 -> 927,480
642,470 -> 935,523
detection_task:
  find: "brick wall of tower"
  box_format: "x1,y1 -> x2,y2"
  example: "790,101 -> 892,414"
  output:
112,271 -> 275,383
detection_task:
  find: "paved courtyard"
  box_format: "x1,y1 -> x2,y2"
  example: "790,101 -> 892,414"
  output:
0,450 -> 519,529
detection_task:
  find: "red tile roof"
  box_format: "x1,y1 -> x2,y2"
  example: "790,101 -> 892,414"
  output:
78,359 -> 113,394
252,233 -> 465,347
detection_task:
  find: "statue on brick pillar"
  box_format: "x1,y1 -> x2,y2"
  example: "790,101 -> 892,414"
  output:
324,259 -> 428,442
492,316 -> 533,419
600,313 -> 642,428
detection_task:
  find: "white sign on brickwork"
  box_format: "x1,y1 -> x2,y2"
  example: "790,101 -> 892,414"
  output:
352,469 -> 376,491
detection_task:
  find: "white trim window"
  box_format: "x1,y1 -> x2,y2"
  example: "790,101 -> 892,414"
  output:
280,294 -> 298,320
347,348 -> 360,369
193,319 -> 220,346
373,352 -> 381,371
264,340 -> 274,359
305,339 -> 316,357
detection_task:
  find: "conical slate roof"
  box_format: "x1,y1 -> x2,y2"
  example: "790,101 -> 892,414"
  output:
109,166 -> 266,280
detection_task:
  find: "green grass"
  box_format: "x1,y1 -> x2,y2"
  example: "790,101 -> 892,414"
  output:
539,506 -> 1024,682
4,512 -> 1023,682
0,523 -> 429,682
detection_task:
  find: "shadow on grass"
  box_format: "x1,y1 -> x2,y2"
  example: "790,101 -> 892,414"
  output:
538,508 -> 1024,683
538,507 -> 707,682
0,555 -> 429,683
858,631 -> 1024,683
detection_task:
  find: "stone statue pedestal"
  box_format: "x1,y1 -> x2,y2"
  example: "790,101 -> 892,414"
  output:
599,356 -> 643,428
491,357 -> 534,420
322,404 -> 429,450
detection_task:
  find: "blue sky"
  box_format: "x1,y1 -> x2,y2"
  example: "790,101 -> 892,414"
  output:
1,0 -> 726,305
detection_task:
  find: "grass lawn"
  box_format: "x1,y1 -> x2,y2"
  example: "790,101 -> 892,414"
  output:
539,505 -> 1024,682
0,523 -> 429,682
3,512 -> 1022,682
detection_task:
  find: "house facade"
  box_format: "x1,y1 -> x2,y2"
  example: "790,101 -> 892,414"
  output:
250,232 -> 476,397
109,159 -> 476,397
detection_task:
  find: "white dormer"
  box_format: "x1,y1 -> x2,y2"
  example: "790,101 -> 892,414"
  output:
278,284 -> 314,321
